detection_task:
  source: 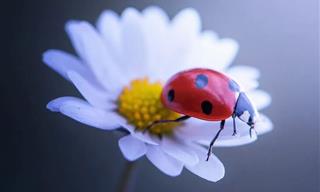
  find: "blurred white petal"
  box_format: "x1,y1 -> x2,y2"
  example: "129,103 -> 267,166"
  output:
121,124 -> 159,145
65,21 -> 125,92
186,33 -> 239,71
247,90 -> 272,110
120,8 -> 147,80
227,65 -> 260,79
96,10 -> 122,66
67,71 -> 117,109
142,6 -> 170,80
164,8 -> 201,76
146,145 -> 184,176
47,97 -> 125,130
226,65 -> 260,91
171,8 -> 201,35
43,49 -> 90,81
255,114 -> 273,135
161,136 -> 199,166
186,145 -> 225,182
119,135 -> 147,161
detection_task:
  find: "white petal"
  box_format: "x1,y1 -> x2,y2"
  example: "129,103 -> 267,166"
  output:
186,145 -> 225,182
118,135 -> 147,161
213,38 -> 239,70
120,8 -> 147,80
67,71 -> 117,109
175,117 -> 258,147
65,21 -> 124,93
240,80 -> 259,92
161,136 -> 199,166
96,10 -> 122,58
247,90 -> 272,110
186,34 -> 239,71
47,97 -> 125,130
211,114 -> 272,146
212,132 -> 257,147
255,114 -> 273,135
227,65 -> 260,79
171,8 -> 201,35
164,8 -> 201,76
143,6 -> 169,21
177,113 -> 272,147
174,119 -> 218,141
226,66 -> 260,91
120,123 -> 159,145
141,6 -> 171,80
146,145 -> 183,176
43,49 -> 91,80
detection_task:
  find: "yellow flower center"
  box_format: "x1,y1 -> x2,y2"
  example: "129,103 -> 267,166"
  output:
117,78 -> 181,135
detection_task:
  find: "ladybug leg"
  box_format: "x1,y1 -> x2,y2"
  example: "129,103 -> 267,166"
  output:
206,120 -> 225,161
232,113 -> 237,136
249,124 -> 257,138
142,115 -> 190,133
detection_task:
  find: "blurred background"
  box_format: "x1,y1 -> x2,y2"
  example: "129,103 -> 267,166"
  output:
4,0 -> 319,191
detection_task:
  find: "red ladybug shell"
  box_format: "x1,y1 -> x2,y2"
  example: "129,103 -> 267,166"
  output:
161,68 -> 238,121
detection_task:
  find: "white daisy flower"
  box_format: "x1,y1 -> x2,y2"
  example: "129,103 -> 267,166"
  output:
43,6 -> 272,182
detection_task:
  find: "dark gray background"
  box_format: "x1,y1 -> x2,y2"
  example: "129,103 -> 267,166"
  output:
4,0 -> 319,191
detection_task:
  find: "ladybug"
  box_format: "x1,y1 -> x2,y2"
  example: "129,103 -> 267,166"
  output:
145,68 -> 258,161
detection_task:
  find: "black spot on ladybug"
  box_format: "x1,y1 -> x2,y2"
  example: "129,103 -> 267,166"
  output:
229,79 -> 240,92
195,74 -> 208,89
201,100 -> 213,115
167,89 -> 175,102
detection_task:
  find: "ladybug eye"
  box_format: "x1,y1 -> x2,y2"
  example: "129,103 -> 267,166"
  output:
167,89 -> 175,102
201,100 -> 213,115
195,74 -> 208,89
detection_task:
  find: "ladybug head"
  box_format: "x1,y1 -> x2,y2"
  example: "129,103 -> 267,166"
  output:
234,92 -> 259,127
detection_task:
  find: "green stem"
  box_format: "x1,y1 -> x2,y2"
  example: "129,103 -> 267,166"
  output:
117,161 -> 137,192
